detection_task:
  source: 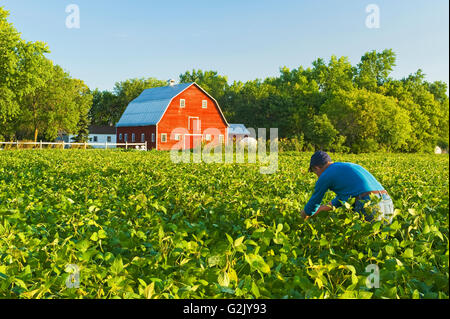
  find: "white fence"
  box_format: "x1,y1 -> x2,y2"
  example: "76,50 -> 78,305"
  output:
0,141 -> 148,150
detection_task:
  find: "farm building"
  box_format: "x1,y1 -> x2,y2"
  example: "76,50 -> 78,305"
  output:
62,125 -> 117,149
228,124 -> 251,142
116,81 -> 229,150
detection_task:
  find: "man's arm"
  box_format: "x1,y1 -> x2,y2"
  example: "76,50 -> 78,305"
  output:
301,202 -> 333,219
303,176 -> 331,217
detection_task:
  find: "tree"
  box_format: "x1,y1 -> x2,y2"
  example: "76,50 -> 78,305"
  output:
376,98 -> 412,152
0,7 -> 49,138
66,78 -> 93,141
113,78 -> 166,124
16,64 -> 92,141
88,78 -> 166,126
384,71 -> 448,152
303,114 -> 346,152
72,114 -> 90,143
270,66 -> 324,138
321,88 -> 411,153
0,7 -> 20,127
179,69 -> 229,102
15,57 -> 53,141
425,80 -> 449,150
355,49 -> 396,91
321,89 -> 377,153
89,89 -> 118,126
308,56 -> 355,93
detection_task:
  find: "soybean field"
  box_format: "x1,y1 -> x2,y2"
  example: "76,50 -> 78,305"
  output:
0,150 -> 448,299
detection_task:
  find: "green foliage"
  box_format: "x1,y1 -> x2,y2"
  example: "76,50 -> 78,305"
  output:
113,78 -> 167,122
0,7 -> 92,141
322,89 -> 412,153
179,69 -> 229,102
86,53 -> 447,154
174,53 -> 447,154
15,64 -> 92,142
310,56 -> 355,93
384,71 -> 449,153
0,150 -> 448,299
303,114 -> 347,152
355,49 -> 397,91
71,114 -> 90,143
0,7 -> 21,125
89,90 -> 118,126
89,78 -> 166,126
0,7 -> 50,135
278,135 -> 312,152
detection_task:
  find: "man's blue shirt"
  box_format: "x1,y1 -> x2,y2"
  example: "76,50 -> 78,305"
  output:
304,162 -> 384,216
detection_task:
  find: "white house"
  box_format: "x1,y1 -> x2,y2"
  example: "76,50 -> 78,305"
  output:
64,125 -> 117,149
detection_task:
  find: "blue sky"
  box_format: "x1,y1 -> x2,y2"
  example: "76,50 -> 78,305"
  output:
1,0 -> 449,91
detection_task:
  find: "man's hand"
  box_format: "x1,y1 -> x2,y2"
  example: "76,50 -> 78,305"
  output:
300,203 -> 333,220
300,210 -> 309,220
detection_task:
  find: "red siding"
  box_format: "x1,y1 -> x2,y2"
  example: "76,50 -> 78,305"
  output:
117,126 -> 156,150
157,84 -> 228,150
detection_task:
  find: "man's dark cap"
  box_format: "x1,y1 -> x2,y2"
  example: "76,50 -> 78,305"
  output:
309,151 -> 332,172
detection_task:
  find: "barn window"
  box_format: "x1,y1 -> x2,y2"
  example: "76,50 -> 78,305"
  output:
107,136 -> 112,143
202,100 -> 207,109
93,136 -> 98,142
124,134 -> 128,142
205,134 -> 211,141
180,99 -> 185,108
141,133 -> 145,142
132,133 -> 135,142
119,133 -> 122,141
219,135 -> 224,144
151,133 -> 155,143
161,133 -> 167,143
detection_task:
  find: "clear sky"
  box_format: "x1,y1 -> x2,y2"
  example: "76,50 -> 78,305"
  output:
1,0 -> 449,91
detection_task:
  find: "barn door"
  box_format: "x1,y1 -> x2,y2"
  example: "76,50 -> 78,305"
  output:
189,117 -> 201,134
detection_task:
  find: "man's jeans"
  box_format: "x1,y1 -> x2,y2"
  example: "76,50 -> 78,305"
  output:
354,193 -> 394,224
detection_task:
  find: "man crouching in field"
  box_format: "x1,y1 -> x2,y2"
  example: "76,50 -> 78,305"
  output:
300,151 -> 394,224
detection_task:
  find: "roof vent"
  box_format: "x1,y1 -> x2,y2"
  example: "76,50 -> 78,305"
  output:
167,79 -> 176,86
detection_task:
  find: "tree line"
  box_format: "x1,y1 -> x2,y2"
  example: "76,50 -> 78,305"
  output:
1,6 -> 448,153
90,53 -> 449,153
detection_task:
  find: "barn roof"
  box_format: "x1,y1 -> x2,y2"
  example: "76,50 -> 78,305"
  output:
116,83 -> 192,127
116,82 -> 228,127
228,124 -> 250,135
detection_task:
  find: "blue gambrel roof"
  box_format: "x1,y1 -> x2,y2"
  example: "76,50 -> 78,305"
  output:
116,83 -> 193,127
228,124 -> 250,135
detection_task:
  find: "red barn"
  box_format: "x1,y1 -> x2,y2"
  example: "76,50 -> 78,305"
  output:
116,82 -> 229,150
